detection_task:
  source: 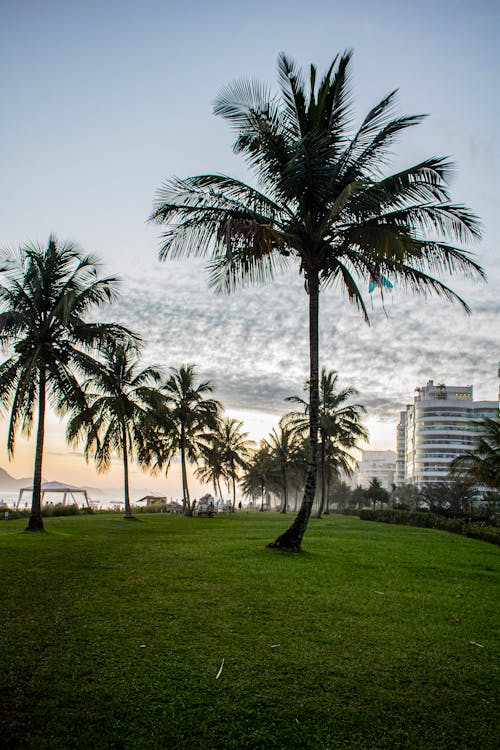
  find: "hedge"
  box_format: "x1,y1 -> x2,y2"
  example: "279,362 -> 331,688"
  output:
358,509 -> 500,546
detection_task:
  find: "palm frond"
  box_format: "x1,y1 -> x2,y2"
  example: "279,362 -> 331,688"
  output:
277,52 -> 308,137
319,254 -> 370,322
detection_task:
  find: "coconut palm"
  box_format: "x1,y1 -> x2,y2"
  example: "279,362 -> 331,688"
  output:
150,52 -> 483,550
241,442 -> 274,510
217,417 -> 255,508
449,414 -> 500,490
0,236 -> 124,530
66,338 -> 164,518
195,440 -> 226,498
162,365 -> 221,515
263,416 -> 302,513
287,369 -> 367,517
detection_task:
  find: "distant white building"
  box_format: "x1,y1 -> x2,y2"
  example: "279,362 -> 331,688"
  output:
396,380 -> 498,486
351,450 -> 396,491
395,411 -> 406,485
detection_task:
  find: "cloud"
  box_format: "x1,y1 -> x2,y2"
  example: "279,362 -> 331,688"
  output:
106,259 -> 498,439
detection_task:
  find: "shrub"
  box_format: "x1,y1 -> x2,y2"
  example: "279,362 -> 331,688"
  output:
134,501 -> 167,514
42,503 -> 81,517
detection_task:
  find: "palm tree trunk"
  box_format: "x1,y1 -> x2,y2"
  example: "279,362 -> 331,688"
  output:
231,460 -> 237,510
122,424 -> 133,519
180,427 -> 191,515
316,438 -> 326,518
280,468 -> 288,513
324,469 -> 331,515
27,368 -> 46,531
269,271 -> 320,550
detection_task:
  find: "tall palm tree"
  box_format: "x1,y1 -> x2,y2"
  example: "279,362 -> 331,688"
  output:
162,365 -> 221,515
449,414 -> 500,490
0,236 -> 124,531
150,52 -> 483,550
287,369 -> 367,517
66,338 -> 164,518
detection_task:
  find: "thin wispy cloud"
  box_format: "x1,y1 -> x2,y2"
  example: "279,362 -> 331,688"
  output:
110,259 -> 498,435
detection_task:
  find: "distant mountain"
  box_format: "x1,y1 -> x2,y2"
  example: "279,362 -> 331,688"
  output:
0,468 -> 169,501
0,467 -> 39,491
0,468 -> 104,494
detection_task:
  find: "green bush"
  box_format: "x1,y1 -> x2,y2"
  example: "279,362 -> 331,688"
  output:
42,503 -> 81,517
134,501 -> 167,514
358,508 -> 500,545
0,508 -> 26,520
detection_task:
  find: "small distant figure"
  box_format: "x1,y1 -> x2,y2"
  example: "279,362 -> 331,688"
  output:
4,510 -> 8,521
238,501 -> 242,511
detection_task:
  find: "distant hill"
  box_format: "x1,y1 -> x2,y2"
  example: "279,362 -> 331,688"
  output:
0,467 -> 39,491
0,468 -> 105,494
0,468 -> 169,500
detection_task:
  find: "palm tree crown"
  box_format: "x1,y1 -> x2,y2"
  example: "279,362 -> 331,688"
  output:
150,52 -> 484,550
0,236 -> 123,530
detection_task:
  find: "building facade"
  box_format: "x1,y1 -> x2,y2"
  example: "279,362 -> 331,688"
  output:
351,450 -> 396,491
395,411 -> 406,485
397,380 -> 498,486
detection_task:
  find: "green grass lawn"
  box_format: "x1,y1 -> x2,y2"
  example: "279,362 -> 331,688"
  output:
0,512 -> 498,749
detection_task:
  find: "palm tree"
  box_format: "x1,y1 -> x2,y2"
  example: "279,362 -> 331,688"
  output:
365,477 -> 390,509
149,52 -> 483,550
0,236 -> 123,531
449,414 -> 500,490
241,442 -> 274,510
162,365 -> 221,515
287,369 -> 367,517
195,440 -> 225,498
264,417 -> 301,513
217,417 -> 254,508
66,338 -> 164,519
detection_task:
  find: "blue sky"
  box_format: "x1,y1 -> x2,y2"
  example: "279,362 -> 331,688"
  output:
0,0 -> 498,492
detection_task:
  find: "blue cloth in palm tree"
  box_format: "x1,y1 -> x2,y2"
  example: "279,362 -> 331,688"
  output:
369,275 -> 393,293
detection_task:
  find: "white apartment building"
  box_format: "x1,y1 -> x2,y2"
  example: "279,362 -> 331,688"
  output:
351,450 -> 396,491
395,411 -> 406,485
396,380 -> 498,486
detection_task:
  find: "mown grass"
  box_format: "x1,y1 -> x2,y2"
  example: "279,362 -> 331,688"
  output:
0,513 -> 498,749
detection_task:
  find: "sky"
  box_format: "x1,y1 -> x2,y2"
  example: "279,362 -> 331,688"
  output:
0,0 -> 498,497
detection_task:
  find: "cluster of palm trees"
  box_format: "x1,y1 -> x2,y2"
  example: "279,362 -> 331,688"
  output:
242,370 -> 367,516
0,240 -> 255,529
0,236 -> 369,532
